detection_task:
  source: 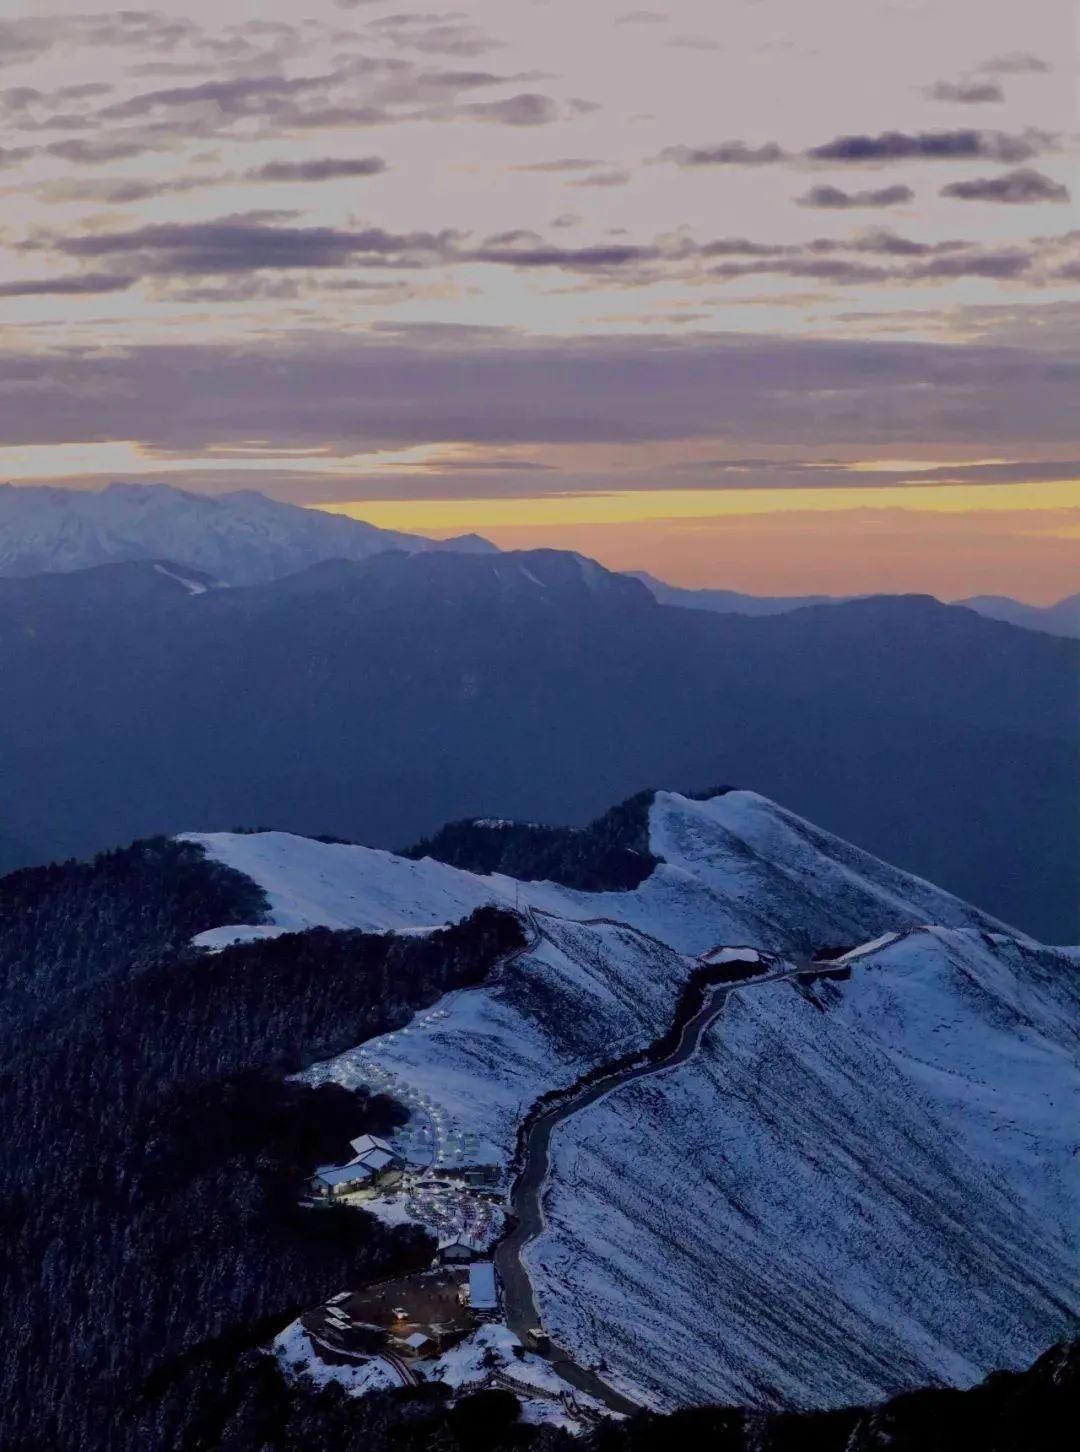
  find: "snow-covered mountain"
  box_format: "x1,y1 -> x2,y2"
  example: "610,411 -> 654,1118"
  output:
186,789 -> 1078,1412
0,481 -> 493,584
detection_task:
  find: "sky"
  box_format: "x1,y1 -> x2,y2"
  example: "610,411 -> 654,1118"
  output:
0,0 -> 1077,600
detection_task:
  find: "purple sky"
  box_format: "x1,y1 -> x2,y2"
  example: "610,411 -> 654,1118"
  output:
0,2 -> 1077,596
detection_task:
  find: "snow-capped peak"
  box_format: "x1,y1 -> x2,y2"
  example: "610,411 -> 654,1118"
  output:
0,481 -> 495,585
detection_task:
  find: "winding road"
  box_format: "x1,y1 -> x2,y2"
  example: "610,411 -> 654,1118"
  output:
493,957 -> 792,1415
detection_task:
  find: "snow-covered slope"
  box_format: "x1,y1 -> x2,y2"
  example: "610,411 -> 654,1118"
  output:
187,789 -> 1009,956
186,790 -> 1076,1412
305,915 -> 691,1166
0,481 -> 493,583
526,927 -> 1079,1410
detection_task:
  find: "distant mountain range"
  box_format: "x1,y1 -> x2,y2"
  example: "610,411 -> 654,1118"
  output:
956,592 -> 1080,639
0,481 -> 492,584
0,547 -> 1076,940
631,569 -> 1080,639
3,483 -> 1072,639
628,571 -> 841,616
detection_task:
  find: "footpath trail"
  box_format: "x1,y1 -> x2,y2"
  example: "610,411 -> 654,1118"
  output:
494,946 -> 795,1416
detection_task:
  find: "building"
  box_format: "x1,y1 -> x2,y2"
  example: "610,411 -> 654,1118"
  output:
437,1234 -> 488,1265
400,1331 -> 435,1360
463,1165 -> 502,1190
312,1161 -> 379,1198
311,1135 -> 407,1199
467,1262 -> 499,1318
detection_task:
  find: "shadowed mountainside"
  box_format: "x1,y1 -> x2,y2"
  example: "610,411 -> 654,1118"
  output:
0,548 -> 1077,938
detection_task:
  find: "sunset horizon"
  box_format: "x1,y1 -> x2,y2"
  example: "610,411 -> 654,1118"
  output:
2,0 -> 1076,604
2,6 -> 1079,1448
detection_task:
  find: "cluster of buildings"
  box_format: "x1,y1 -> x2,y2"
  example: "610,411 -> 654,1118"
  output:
304,1131 -> 503,1368
301,1256 -> 500,1368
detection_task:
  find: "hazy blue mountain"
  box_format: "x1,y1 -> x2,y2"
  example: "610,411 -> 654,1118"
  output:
960,592 -> 1080,639
0,481 -> 493,584
0,549 -> 1076,939
631,569 -> 1080,640
629,570 -> 843,615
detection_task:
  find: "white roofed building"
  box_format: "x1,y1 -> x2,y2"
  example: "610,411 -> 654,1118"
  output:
467,1262 -> 499,1318
311,1136 -> 406,1199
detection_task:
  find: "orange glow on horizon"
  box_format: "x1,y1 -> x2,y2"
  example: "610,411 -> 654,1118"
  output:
316,479 -> 1080,532
314,490 -> 1080,605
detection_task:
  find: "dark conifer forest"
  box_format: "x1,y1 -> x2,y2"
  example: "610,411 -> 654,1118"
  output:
0,839 -> 522,1450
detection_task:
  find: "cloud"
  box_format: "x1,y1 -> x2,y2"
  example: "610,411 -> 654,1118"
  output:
460,92 -> 560,125
683,456 -> 1080,488
362,14 -> 500,58
941,168 -> 1070,204
152,276 -> 302,305
700,231 -> 1044,286
0,272 -> 134,298
46,136 -> 157,164
807,129 -> 1045,163
797,184 -> 914,209
663,130 -> 1050,171
31,211 -> 1070,296
0,329 -> 1075,456
666,36 -> 725,52
467,242 -> 658,271
248,156 -> 388,182
99,72 -> 329,122
37,174 -> 212,205
615,10 -> 668,23
710,258 -> 891,285
570,168 -> 632,189
51,218 -> 457,274
0,19 -> 56,67
660,141 -> 786,166
38,53 -> 546,150
515,157 -> 600,173
925,80 -> 1005,104
978,52 -> 1050,75
909,248 -> 1033,280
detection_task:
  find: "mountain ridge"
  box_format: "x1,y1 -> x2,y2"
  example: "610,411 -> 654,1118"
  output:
0,480 -> 494,584
181,789 -> 1077,1412
1,785 -> 1075,1445
0,548 -> 1076,939
630,567 -> 1080,639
